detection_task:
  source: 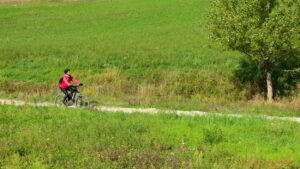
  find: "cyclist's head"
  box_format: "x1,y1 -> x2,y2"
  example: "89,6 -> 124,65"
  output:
64,69 -> 70,75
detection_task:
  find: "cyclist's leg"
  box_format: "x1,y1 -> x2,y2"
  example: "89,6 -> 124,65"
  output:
60,88 -> 69,102
68,88 -> 75,100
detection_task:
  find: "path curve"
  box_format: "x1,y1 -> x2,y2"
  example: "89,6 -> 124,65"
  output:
0,99 -> 300,123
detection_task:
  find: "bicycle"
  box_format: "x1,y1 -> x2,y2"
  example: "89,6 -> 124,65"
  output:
54,85 -> 90,107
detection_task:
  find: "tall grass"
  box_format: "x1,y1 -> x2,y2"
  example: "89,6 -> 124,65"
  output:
0,105 -> 300,168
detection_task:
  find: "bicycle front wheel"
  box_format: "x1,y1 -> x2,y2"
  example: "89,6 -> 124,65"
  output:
75,95 -> 90,108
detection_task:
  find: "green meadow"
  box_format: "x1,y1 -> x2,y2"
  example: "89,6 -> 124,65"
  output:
0,0 -> 299,115
0,0 -> 227,80
1,1 -> 299,168
0,105 -> 299,168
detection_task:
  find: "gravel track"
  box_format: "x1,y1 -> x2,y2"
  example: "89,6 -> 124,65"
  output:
0,98 -> 299,123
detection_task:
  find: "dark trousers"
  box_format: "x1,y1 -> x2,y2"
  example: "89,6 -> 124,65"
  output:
60,88 -> 72,101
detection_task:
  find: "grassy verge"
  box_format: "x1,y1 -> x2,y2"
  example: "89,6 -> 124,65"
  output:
0,105 -> 299,168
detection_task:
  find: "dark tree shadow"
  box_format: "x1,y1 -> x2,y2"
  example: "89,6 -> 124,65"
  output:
233,49 -> 300,99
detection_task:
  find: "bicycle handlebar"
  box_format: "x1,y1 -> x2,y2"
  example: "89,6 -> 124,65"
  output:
69,84 -> 83,88
69,85 -> 80,87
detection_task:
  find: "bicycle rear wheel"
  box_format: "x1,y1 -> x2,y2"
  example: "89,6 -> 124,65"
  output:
75,95 -> 90,108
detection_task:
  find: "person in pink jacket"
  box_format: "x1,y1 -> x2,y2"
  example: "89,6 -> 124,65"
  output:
59,69 -> 83,102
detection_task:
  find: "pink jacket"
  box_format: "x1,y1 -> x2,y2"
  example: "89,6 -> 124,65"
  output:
60,74 -> 80,89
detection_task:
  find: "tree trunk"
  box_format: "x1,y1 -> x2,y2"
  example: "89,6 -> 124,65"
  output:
265,65 -> 273,102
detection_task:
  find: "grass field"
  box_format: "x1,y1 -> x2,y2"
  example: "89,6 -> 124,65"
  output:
0,0 -> 229,79
0,0 -> 240,92
0,104 -> 299,168
0,0 -> 299,115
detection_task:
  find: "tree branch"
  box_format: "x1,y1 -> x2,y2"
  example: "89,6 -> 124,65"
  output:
282,68 -> 300,73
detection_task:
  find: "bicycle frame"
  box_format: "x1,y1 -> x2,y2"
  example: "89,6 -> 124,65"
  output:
71,90 -> 77,100
55,85 -> 90,107
68,86 -> 80,101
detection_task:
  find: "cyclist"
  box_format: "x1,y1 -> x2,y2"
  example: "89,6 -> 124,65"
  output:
59,69 -> 83,103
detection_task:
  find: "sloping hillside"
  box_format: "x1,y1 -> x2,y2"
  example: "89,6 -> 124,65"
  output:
0,0 -> 299,114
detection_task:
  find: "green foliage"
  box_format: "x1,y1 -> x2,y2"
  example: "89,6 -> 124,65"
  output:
0,105 -> 300,168
208,0 -> 300,101
208,0 -> 300,65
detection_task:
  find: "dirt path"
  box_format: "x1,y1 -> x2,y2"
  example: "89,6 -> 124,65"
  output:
0,98 -> 299,123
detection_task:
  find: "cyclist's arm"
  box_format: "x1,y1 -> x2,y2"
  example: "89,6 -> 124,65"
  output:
72,78 -> 81,85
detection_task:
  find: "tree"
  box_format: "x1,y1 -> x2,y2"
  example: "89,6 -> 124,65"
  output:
208,0 -> 300,102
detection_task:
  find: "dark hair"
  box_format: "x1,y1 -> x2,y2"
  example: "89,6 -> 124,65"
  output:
64,69 -> 70,74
